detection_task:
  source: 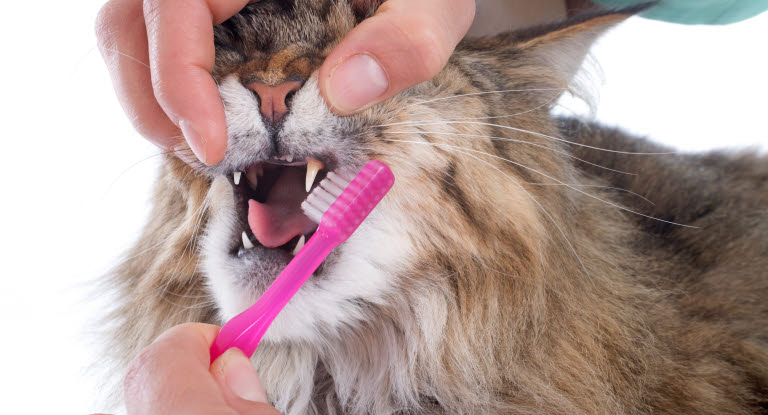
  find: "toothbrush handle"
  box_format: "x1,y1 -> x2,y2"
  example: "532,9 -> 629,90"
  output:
210,227 -> 338,362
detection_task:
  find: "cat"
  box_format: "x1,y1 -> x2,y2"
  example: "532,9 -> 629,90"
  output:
102,1 -> 768,413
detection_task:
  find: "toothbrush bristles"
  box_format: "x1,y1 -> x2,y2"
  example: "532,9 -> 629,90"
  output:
301,171 -> 352,223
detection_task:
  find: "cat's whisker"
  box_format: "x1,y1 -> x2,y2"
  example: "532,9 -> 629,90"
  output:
527,183 -> 656,206
384,138 -> 698,229
160,196 -> 210,298
160,291 -> 212,300
375,92 -> 561,127
102,149 -> 179,198
166,297 -> 219,322
420,143 -> 594,283
384,131 -> 635,176
121,189 -> 210,262
387,121 -> 676,155
103,133 -> 198,198
402,87 -> 566,109
101,46 -> 150,68
376,145 -> 593,283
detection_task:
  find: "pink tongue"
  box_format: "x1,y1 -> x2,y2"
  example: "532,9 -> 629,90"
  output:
247,167 -> 317,248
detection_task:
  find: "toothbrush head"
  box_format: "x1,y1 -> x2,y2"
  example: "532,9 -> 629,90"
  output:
301,160 -> 394,242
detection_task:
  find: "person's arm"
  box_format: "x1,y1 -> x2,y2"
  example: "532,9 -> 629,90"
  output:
591,0 -> 768,24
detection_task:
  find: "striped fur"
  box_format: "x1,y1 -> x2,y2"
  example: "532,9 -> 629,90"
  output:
102,2 -> 768,413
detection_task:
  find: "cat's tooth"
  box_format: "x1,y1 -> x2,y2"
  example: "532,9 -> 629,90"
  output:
305,157 -> 325,192
285,155 -> 294,163
292,234 -> 306,255
233,171 -> 242,185
246,168 -> 259,191
242,231 -> 255,250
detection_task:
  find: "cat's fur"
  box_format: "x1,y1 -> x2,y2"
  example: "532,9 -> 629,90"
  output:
103,1 -> 768,413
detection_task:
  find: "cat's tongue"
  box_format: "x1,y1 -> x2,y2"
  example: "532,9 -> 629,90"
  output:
247,167 -> 317,248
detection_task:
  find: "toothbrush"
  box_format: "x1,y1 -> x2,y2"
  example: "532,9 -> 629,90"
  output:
209,159 -> 395,362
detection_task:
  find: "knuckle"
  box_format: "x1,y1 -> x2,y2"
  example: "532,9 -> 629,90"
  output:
149,75 -> 174,108
408,23 -> 450,78
94,2 -> 119,47
456,0 -> 477,29
142,0 -> 163,29
123,346 -> 157,390
124,346 -> 159,395
123,344 -> 163,397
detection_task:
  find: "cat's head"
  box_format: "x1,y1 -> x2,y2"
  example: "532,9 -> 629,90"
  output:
160,0 -> 638,343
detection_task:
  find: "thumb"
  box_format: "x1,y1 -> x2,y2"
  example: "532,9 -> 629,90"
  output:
319,0 -> 475,115
210,348 -> 281,415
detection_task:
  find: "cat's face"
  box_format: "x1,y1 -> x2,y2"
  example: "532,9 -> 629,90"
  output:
194,0 -> 404,342
181,0 -> 625,343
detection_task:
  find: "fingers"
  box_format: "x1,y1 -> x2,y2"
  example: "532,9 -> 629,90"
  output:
124,323 -> 280,415
124,323 -> 234,415
319,0 -> 475,115
210,348 -> 282,415
96,0 -> 180,150
97,0 -> 250,166
142,0 -> 252,165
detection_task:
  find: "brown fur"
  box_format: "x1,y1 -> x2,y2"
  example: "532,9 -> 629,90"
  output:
103,1 -> 768,413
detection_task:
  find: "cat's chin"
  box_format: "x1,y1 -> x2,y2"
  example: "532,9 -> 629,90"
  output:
201,174 -> 413,342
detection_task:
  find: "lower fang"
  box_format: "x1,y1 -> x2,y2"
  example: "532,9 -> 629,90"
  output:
292,235 -> 306,255
242,231 -> 255,249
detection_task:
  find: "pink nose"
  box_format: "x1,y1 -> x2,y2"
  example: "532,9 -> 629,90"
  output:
246,81 -> 302,127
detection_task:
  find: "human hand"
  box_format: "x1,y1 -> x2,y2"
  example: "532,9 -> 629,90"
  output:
121,323 -> 280,415
95,0 -> 474,165
318,0 -> 475,115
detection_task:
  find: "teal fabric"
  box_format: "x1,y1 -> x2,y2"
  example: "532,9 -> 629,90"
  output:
592,0 -> 768,24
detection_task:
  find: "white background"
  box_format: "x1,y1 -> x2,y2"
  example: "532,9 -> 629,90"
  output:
0,1 -> 766,413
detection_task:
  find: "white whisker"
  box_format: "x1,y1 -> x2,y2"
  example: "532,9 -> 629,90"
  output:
102,47 -> 150,68
377,92 -> 561,127
403,87 -> 566,109
384,131 -> 635,176
121,196 -> 210,262
384,138 -> 697,228
387,121 -> 675,155
527,183 -> 655,206
160,197 -> 210,298
413,143 -> 594,283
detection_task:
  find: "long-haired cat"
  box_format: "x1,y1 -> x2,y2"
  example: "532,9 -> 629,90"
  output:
102,1 -> 768,413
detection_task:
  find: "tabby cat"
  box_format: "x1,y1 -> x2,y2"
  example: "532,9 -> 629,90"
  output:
103,1 -> 768,413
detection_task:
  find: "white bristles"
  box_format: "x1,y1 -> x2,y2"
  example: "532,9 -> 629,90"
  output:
327,171 -> 350,189
301,170 -> 352,223
321,178 -> 345,197
314,187 -> 337,207
301,200 -> 325,224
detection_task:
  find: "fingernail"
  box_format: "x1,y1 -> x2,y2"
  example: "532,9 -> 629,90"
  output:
179,119 -> 207,165
327,53 -> 388,114
217,348 -> 267,403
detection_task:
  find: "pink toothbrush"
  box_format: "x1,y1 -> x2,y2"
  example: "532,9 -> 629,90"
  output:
209,159 -> 395,362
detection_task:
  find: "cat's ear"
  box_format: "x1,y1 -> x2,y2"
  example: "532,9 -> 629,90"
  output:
508,5 -> 650,88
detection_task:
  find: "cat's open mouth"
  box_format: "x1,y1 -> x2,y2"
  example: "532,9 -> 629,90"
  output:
227,156 -> 330,258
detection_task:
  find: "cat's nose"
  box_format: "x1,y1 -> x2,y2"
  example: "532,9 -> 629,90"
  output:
246,81 -> 302,128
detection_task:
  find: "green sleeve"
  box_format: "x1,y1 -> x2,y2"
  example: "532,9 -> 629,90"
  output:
592,0 -> 768,24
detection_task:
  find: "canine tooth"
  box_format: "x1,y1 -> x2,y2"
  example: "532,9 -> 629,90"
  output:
285,155 -> 293,163
246,168 -> 258,190
292,234 -> 306,255
233,171 -> 242,185
305,157 -> 325,192
242,231 -> 255,250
